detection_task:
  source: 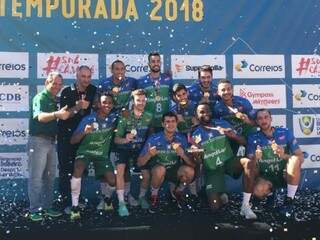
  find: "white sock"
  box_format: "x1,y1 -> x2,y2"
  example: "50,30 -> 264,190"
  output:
139,188 -> 147,198
287,184 -> 298,199
117,189 -> 125,203
189,181 -> 197,195
104,183 -> 115,199
151,187 -> 159,196
124,182 -> 130,197
242,192 -> 252,206
71,176 -> 81,207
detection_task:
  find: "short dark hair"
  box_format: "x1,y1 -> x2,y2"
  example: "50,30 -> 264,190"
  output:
148,52 -> 161,62
255,108 -> 272,118
198,65 -> 213,79
111,60 -> 125,69
172,83 -> 187,95
92,91 -> 114,111
162,111 -> 178,122
196,101 -> 213,117
218,79 -> 232,86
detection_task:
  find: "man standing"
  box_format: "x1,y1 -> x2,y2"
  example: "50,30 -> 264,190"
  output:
136,53 -> 173,131
28,72 -> 70,221
114,89 -> 153,216
69,92 -> 117,220
138,112 -> 195,213
190,103 -> 256,219
188,65 -> 219,106
57,65 -> 97,210
213,79 -> 256,154
245,109 -> 303,217
98,60 -> 136,113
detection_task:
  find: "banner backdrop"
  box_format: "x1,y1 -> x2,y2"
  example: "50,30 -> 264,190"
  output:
0,0 -> 319,189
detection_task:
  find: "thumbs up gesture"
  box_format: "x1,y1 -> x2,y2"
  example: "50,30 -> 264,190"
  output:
55,105 -> 70,120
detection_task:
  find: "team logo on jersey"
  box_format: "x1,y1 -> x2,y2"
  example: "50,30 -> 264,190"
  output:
299,116 -> 315,135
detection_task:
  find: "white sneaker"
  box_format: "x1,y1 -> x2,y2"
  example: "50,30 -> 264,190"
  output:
240,204 -> 257,219
220,193 -> 229,205
128,194 -> 139,207
96,199 -> 104,210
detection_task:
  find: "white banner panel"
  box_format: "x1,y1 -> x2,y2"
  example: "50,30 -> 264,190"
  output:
234,85 -> 286,109
233,55 -> 285,78
171,55 -> 226,80
293,114 -> 320,138
300,145 -> 320,169
271,115 -> 287,128
292,84 -> 320,108
0,153 -> 28,179
37,53 -> 99,79
291,55 -> 320,78
0,85 -> 29,112
0,119 -> 28,145
106,54 -> 164,79
0,52 -> 29,78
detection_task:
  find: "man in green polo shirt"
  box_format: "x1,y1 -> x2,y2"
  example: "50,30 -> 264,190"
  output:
28,72 -> 70,222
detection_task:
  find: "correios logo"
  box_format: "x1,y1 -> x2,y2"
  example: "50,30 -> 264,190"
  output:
235,60 -> 248,72
294,90 -> 307,101
298,116 -> 315,135
235,59 -> 283,72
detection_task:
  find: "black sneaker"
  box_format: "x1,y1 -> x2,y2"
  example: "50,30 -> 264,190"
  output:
279,196 -> 294,218
149,195 -> 159,214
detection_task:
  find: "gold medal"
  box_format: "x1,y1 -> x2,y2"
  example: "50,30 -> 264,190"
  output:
130,129 -> 137,136
92,122 -> 99,130
155,95 -> 161,101
172,143 -> 180,150
112,87 -> 120,93
194,135 -> 202,144
180,100 -> 188,106
204,92 -> 210,98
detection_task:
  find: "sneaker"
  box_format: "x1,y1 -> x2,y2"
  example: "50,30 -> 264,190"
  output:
104,197 -> 114,211
240,203 -> 257,219
118,201 -> 129,217
149,195 -> 159,214
70,206 -> 81,221
44,208 -> 62,218
29,212 -> 43,222
279,197 -> 294,218
139,196 -> 150,209
128,194 -> 139,207
220,193 -> 229,205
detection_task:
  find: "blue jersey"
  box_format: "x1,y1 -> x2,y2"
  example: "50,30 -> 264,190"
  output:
187,80 -> 219,106
170,100 -> 197,133
98,76 -> 136,111
246,127 -> 300,187
246,127 -> 300,158
139,131 -> 189,168
136,73 -> 173,128
213,95 -> 256,136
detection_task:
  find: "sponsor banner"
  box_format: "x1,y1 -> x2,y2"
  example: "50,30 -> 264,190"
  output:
0,52 -> 29,78
291,55 -> 320,78
106,54 -> 164,79
234,85 -> 286,109
0,119 -> 28,145
0,85 -> 29,112
300,145 -> 320,169
271,115 -> 287,128
171,55 -> 226,80
233,55 -> 285,78
37,53 -> 99,79
293,114 -> 320,138
0,153 -> 28,179
292,84 -> 320,108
